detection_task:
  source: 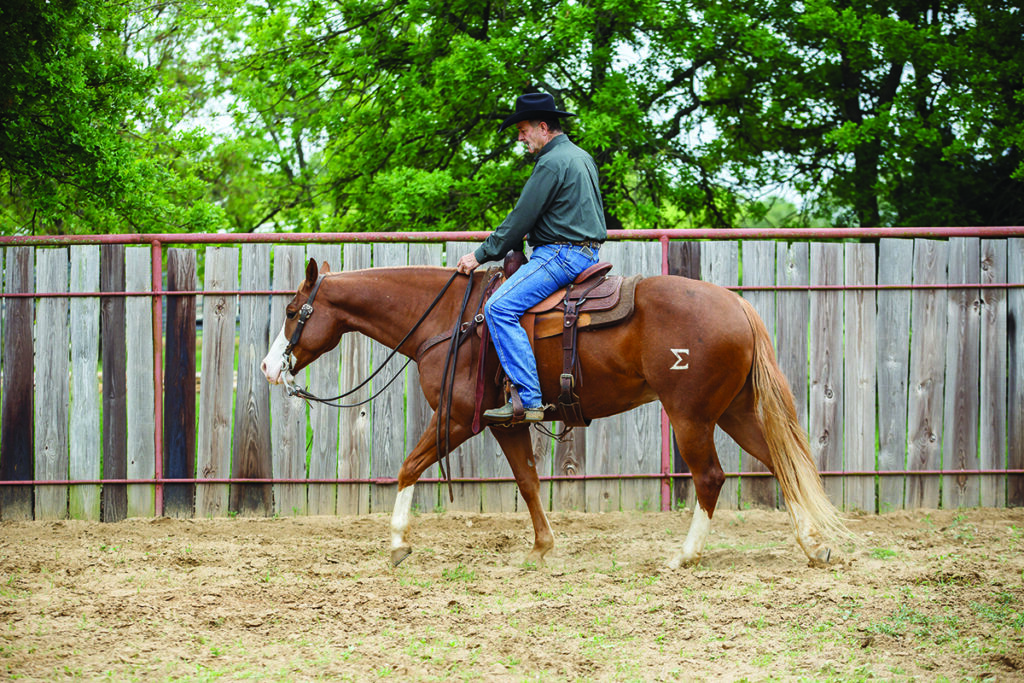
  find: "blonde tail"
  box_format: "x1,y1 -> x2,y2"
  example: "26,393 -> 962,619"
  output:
737,297 -> 849,541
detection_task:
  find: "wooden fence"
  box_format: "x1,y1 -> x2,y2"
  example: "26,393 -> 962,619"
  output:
0,235 -> 1021,520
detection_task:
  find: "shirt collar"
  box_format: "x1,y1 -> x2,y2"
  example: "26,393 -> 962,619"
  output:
536,133 -> 569,160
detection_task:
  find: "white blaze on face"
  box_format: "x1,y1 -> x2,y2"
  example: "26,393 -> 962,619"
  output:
260,322 -> 292,384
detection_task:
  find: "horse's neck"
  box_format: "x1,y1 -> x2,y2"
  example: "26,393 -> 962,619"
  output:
328,267 -> 461,354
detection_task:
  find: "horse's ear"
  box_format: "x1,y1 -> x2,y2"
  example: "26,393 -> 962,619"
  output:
305,258 -> 319,285
319,261 -> 331,274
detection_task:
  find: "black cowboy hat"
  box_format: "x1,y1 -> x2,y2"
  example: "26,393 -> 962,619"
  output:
498,92 -> 576,132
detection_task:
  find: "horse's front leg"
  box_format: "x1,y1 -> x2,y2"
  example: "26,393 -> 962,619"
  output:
490,424 -> 554,564
389,486 -> 417,567
390,413 -> 473,567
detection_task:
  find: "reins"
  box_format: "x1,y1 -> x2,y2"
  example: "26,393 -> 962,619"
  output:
434,270 -> 499,502
280,268 -> 485,502
281,271 -> 462,407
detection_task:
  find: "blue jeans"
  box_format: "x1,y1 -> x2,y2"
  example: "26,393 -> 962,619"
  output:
484,243 -> 600,409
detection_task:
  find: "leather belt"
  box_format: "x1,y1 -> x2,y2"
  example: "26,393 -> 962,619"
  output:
548,240 -> 604,249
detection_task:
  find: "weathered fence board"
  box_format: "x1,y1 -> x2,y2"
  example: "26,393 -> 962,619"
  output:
809,243 -> 844,504
775,241 -> 809,513
980,239 -> 1007,507
844,243 -> 876,512
70,246 -> 101,520
35,248 -> 69,520
617,241 -> 661,512
370,243 -> 409,513
742,241 -> 777,509
1008,238 -> 1024,507
943,238 -> 981,509
163,248 -> 196,518
554,417 -> 585,511
701,241 -> 740,509
101,245 -> 128,522
585,241 -> 625,512
1,248 -> 33,520
306,243 -> 342,516
877,239 -> 913,511
125,248 -> 155,518
531,428 -> 552,513
195,247 -> 240,517
269,245 -> 307,516
406,242 -> 443,514
338,243 -> 372,515
231,243 -> 273,516
906,239 -> 948,509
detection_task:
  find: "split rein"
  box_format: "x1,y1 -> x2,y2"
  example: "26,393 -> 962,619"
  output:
279,270 -> 490,500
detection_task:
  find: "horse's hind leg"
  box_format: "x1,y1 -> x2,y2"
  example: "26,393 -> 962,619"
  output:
390,414 -> 473,567
489,424 -> 554,564
665,419 -> 725,569
717,385 -> 835,566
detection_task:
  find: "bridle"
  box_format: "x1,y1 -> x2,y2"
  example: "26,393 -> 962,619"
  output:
279,270 -> 463,409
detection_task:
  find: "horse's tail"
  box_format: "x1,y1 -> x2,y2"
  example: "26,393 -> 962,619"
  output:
736,296 -> 849,541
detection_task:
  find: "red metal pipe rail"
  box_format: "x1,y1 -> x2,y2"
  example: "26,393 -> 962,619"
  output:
0,225 -> 1022,247
1,227 -> 1022,515
4,468 -> 1022,487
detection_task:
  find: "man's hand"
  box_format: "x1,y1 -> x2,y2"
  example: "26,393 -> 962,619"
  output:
456,252 -> 479,275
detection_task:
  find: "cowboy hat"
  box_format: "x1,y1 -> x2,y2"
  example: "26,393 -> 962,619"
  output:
498,92 -> 576,132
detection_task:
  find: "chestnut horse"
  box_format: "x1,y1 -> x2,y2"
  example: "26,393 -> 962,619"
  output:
261,258 -> 847,568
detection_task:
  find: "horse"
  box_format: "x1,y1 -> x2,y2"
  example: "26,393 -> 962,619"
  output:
261,257 -> 847,569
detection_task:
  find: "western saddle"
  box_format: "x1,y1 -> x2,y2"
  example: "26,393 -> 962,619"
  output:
492,250 -> 642,428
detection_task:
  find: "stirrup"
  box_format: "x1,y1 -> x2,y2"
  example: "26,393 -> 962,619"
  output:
482,401 -> 546,423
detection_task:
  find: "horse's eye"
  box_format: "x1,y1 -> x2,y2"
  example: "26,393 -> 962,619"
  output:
286,309 -> 298,320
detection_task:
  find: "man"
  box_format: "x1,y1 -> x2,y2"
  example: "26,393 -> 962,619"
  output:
456,92 -> 607,422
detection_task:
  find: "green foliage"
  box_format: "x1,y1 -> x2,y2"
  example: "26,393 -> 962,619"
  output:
0,0 -> 227,233
2,0 -> 1021,234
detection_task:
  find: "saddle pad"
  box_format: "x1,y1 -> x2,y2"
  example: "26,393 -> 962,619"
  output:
530,274 -> 643,339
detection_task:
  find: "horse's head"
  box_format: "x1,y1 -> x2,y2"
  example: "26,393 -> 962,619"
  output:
261,257 -> 343,385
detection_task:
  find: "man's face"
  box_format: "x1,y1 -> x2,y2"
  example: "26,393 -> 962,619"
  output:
516,121 -> 548,154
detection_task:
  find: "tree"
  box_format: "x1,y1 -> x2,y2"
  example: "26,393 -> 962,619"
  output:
4,0 -> 1020,233
0,0 -> 224,234
697,0 -> 1024,227
197,0 -> 1022,232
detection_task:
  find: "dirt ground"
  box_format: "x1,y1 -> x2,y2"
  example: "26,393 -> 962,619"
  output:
1,507 -> 1022,681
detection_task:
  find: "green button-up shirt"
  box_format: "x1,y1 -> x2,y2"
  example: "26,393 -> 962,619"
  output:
474,134 -> 607,264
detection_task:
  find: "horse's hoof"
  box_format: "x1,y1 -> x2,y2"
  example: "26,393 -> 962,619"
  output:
391,546 -> 412,567
807,546 -> 834,568
667,553 -> 699,570
523,553 -> 547,568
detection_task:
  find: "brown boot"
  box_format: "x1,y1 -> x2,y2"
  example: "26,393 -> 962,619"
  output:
482,401 -> 545,423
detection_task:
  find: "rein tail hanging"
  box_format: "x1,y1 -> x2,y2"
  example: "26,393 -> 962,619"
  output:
435,273 -> 481,503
